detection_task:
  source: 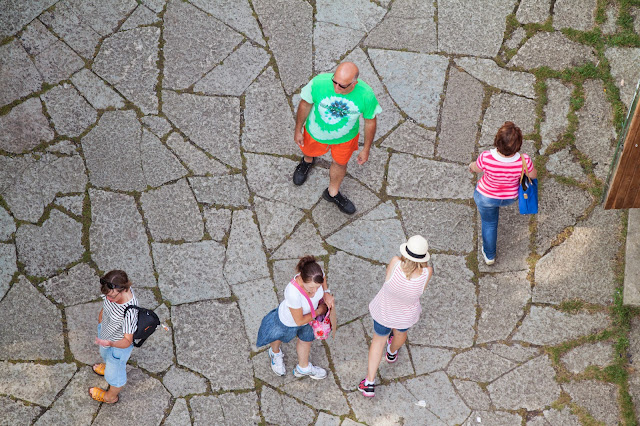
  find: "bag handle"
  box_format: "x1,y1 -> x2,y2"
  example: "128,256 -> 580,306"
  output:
520,156 -> 532,185
290,278 -> 316,319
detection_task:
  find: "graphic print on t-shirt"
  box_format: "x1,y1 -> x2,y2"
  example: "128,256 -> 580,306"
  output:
308,96 -> 360,140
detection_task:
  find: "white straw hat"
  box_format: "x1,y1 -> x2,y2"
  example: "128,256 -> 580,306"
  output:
399,235 -> 430,262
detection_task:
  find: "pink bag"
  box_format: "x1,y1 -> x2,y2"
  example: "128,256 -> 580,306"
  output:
290,279 -> 333,340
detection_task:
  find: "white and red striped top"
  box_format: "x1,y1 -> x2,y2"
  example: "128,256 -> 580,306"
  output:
476,149 -> 533,199
369,261 -> 430,329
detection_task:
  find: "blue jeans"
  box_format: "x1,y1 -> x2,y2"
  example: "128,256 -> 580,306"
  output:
97,324 -> 134,387
473,189 -> 516,260
256,308 -> 314,347
372,319 -> 408,336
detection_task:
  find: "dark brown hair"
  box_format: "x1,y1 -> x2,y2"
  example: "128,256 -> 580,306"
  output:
100,270 -> 132,295
494,121 -> 523,156
296,256 -> 324,284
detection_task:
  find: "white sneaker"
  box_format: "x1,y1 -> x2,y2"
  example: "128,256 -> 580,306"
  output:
293,362 -> 327,380
481,247 -> 495,265
269,348 -> 286,376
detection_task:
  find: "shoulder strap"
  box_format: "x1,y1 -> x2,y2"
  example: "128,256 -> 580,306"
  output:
123,305 -> 139,317
290,279 -> 316,319
521,157 -> 531,184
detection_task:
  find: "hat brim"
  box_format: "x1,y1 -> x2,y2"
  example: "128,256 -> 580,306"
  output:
399,243 -> 430,263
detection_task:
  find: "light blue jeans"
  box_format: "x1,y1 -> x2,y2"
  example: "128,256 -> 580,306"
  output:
97,324 -> 133,387
473,189 -> 516,260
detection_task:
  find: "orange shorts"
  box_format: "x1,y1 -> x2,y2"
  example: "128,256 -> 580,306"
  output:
300,128 -> 360,165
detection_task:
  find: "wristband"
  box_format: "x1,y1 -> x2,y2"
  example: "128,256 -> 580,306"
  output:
324,289 -> 331,294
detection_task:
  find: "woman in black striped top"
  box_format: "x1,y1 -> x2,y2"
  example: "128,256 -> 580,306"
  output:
89,270 -> 138,404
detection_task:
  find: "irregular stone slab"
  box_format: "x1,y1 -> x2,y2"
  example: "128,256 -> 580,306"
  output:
191,392 -> 261,424
16,210 -> 83,276
327,252 -> 386,324
42,263 -> 98,306
478,93 -> 536,148
601,6 -> 620,34
189,175 -> 249,207
381,121 -> 435,158
282,370 -> 351,415
255,198 -> 304,250
141,115 -> 172,138
129,304 -> 173,372
39,2 -> 101,59
66,301 -> 103,365
563,380 -> 619,424
411,346 -> 455,375
63,0 -> 137,36
71,69 -> 125,110
272,220 -> 327,259
93,27 -> 159,114
369,49 -> 448,127
244,153 -> 329,209
513,306 -> 610,345
397,200 -> 474,253
411,255 -> 476,348
163,91 -> 241,168
153,241 -> 228,304
233,277 -> 278,350
203,207 -> 231,242
448,348 -> 517,382
141,129 -> 188,187
561,341 -> 614,374
89,189 -> 156,285
387,153 -> 474,199
454,380 -> 491,410
488,356 -> 560,410
455,57 -> 535,98
439,0 -> 515,56
0,207 -> 15,240
404,372 -> 471,425
534,207 -> 621,304
346,145 -> 389,193
0,245 -> 14,299
165,132 -> 228,176
0,396 -> 42,425
0,97 -> 53,154
142,0 -> 165,13
477,271 -> 530,343
41,84 -> 96,137
541,79 -> 572,152
0,361 -> 75,406
364,0 -> 436,53
516,0 -> 551,23
224,210 -> 269,285
92,368 -> 170,426
33,40 -> 84,85
164,398 -> 190,426
120,4 -> 159,31
189,0 -> 263,43
163,0 -> 242,89
0,40 -> 43,107
174,300 -> 253,389
313,22 -> 364,72
605,47 -> 640,108
437,68 -> 484,163
508,32 -> 597,70
55,194 -> 84,216
316,0 -> 386,32
535,179 -> 592,255
272,259 -> 301,302
575,79 -> 616,180
464,411 -> 522,425
261,386 -> 315,425
325,320 -> 369,390
162,366 -> 208,397
316,412 -> 341,426
505,27 -> 527,50
477,203 -> 531,272
553,0 -> 596,31
541,407 -> 581,425
0,0 -> 56,39
195,41 -> 270,96
34,366 -> 103,426
47,139 -> 77,155
253,0 -> 311,94
21,19 -> 58,55
487,343 -> 539,362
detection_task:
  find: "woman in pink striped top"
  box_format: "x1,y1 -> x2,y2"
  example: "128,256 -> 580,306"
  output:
358,235 -> 433,398
469,121 -> 537,265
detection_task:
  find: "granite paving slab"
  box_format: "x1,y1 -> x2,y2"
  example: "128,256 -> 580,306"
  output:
233,277 -> 279,351
261,385 -> 316,425
454,380 -> 491,410
411,255 -> 476,348
438,0 -> 516,57
33,40 -> 84,85
42,263 -> 99,306
325,319 -> 369,390
563,380 -> 619,424
540,79 -> 572,152
188,0 -> 263,44
0,207 -> 15,240
255,197 -> 304,249
153,241 -> 229,304
316,0 -> 385,32
224,209 -> 269,285
39,2 -> 102,59
464,411 -> 522,425
0,361 -> 76,407
93,27 -> 160,114
447,348 -> 517,382
369,49 -> 448,127
162,90 -> 241,168
141,179 -> 203,242
410,345 -> 455,375
313,22 -> 365,73
478,93 -> 536,148
403,372 -> 471,425
0,0 -> 56,39
534,207 -> 621,304
141,115 -> 172,138
0,396 -> 42,425
605,47 -> 640,108
455,57 -> 535,99
164,398 -> 190,426
140,129 -> 188,187
272,259 -> 301,302
16,210 -> 83,277
46,139 -> 78,155
488,343 -> 539,363
66,301 -> 103,365
513,306 -> 610,345
0,97 -> 53,154
129,304 -> 173,372
120,4 -> 159,31
203,207 -> 232,242
540,407 -> 581,425
505,27 -> 527,51
381,120 -> 435,158
345,145 -> 389,194
191,392 -> 261,425
387,153 -> 474,199
89,189 -> 156,285
173,300 -> 253,390
41,84 -> 96,138
508,32 -> 598,71
165,132 -> 229,176
0,40 -> 43,107
377,343 -> 413,380
20,17 -> 58,55
397,200 -> 474,253
162,365 -> 208,397
253,0 -> 312,95
561,341 -> 615,374
194,41 -> 270,96
477,203 -> 531,272
272,220 -> 327,259
477,271 -> 530,343
363,0 -> 437,53
189,175 -> 250,207
516,0 -> 551,23
64,0 -> 137,36
163,0 -> 242,90
553,0 -> 596,31
54,195 -> 84,217
281,371 -> 350,415
316,412 -> 341,426
601,6 -> 620,34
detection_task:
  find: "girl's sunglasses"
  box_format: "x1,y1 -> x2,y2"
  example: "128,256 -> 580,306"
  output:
100,278 -> 123,290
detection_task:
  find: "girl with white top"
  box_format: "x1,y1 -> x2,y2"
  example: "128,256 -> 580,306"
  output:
256,256 -> 335,379
358,236 -> 433,397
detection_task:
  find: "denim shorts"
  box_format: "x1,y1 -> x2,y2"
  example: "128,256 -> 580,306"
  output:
97,324 -> 134,387
373,319 -> 409,337
256,308 -> 314,347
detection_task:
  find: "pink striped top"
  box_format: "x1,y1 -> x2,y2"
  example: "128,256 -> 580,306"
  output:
369,261 -> 430,329
476,149 -> 533,199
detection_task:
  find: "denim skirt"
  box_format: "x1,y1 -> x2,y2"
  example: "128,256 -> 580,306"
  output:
256,308 -> 314,347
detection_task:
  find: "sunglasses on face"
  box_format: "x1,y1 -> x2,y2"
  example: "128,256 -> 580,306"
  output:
331,75 -> 353,89
100,278 -> 123,291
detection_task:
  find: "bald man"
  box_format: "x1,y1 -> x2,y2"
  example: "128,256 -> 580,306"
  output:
293,62 -> 382,215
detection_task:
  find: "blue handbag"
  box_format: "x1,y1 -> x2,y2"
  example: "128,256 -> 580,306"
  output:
518,159 -> 538,214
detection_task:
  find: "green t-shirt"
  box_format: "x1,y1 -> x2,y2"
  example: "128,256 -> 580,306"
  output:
300,73 -> 382,145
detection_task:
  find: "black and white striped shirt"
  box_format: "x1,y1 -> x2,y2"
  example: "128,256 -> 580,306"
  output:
99,291 -> 138,342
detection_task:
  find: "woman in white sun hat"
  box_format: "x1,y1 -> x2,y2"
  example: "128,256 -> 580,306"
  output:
358,235 -> 433,398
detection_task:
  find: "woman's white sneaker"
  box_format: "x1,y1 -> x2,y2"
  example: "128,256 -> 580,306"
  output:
293,362 -> 327,380
481,247 -> 495,265
269,348 -> 286,376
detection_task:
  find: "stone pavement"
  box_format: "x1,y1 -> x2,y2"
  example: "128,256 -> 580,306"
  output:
1,0 -> 640,425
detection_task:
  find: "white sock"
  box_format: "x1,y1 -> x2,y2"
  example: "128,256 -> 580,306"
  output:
387,344 -> 398,355
365,379 -> 375,386
298,364 -> 311,372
